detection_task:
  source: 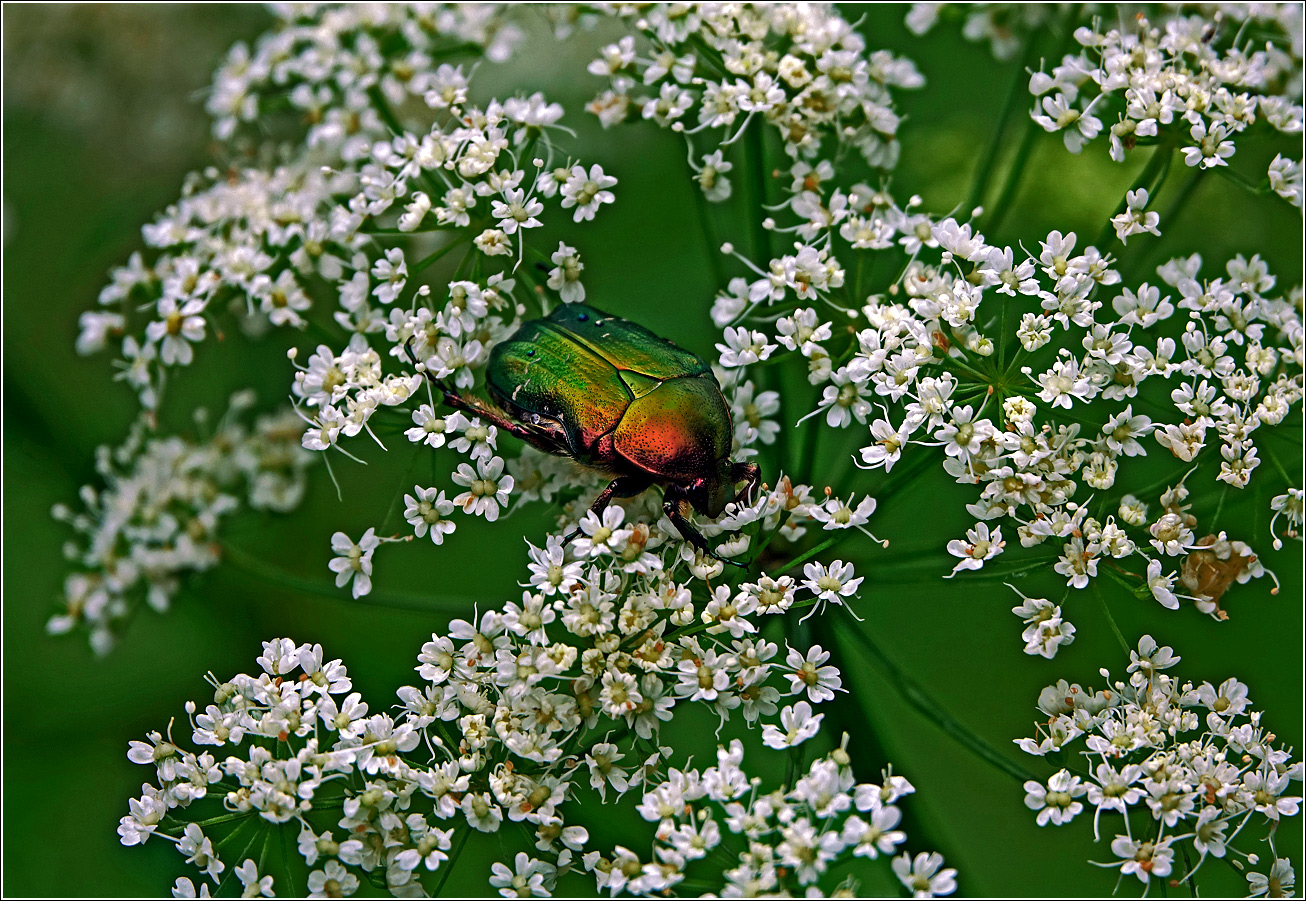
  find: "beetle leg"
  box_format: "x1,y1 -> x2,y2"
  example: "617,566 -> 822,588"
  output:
446,389 -> 574,457
662,495 -> 747,569
562,475 -> 652,544
730,461 -> 762,506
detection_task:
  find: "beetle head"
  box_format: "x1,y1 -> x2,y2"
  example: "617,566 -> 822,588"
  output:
687,459 -> 737,519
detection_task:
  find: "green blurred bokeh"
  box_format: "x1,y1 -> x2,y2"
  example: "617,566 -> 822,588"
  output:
3,5 -> 1301,896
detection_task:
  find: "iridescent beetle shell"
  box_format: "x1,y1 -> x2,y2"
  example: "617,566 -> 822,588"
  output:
437,303 -> 759,561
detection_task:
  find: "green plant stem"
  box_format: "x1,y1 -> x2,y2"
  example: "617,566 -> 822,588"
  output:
1262,443 -> 1295,484
280,815 -> 295,898
941,353 -> 993,385
985,101 -> 1041,235
1210,483 -> 1231,530
411,230 -> 475,275
966,33 -> 1044,217
810,613 -> 965,862
746,118 -> 772,264
216,820 -> 268,896
869,551 -> 1056,584
1211,163 -> 1271,195
431,827 -> 471,897
368,86 -> 406,137
160,809 -> 256,837
361,226 -> 460,236
985,5 -> 1082,234
1095,145 -> 1174,250
1180,842 -> 1200,897
692,187 -> 725,288
783,748 -> 800,790
998,283 -> 1011,371
769,535 -> 844,577
219,541 -> 466,614
747,511 -> 791,569
1092,580 -> 1131,655
841,614 -> 1039,783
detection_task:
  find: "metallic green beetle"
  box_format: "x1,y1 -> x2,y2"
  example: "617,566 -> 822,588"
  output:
434,303 -> 760,562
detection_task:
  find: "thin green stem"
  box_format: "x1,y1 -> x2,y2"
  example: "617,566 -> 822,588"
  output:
1262,443 -> 1295,485
1210,163 -> 1271,195
219,541 -> 467,614
280,814 -> 296,898
768,535 -> 845,577
411,231 -> 475,275
1181,841 -> 1200,897
783,748 -> 800,791
431,826 -> 471,897
985,4 -> 1082,234
381,442 -> 425,534
1095,144 -> 1173,250
869,552 -> 1056,584
985,102 -> 1040,235
692,186 -> 725,288
966,33 -> 1044,217
1209,483 -> 1231,531
747,511 -> 791,570
216,820 -> 268,896
998,284 -> 1011,371
1132,169 -> 1205,274
941,353 -> 993,385
368,86 -> 406,137
746,118 -> 772,264
841,615 -> 1039,783
1092,580 -> 1131,655
157,807 -> 252,839
361,226 -> 460,236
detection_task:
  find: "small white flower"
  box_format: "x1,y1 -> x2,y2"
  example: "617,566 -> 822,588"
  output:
451,457 -> 514,521
762,700 -> 824,749
560,164 -> 617,222
1024,769 -> 1086,826
946,523 -> 1004,575
329,529 -> 380,598
403,487 -> 456,544
892,851 -> 958,898
546,242 -> 585,303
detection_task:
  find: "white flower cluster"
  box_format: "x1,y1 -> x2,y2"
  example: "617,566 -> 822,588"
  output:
289,80 -> 619,470
585,3 -> 923,200
68,3 -> 635,615
205,4 -> 523,142
1033,8 -> 1303,193
714,160 -> 1299,625
76,6 -> 535,413
120,628 -> 949,898
617,741 -> 953,897
76,162 -> 360,411
908,5 -> 1305,207
1017,636 -> 1302,894
49,394 -> 314,653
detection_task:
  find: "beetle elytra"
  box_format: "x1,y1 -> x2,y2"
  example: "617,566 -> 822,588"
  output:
425,303 -> 760,563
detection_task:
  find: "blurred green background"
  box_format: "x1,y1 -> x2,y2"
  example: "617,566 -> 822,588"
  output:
3,5 -> 1301,896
